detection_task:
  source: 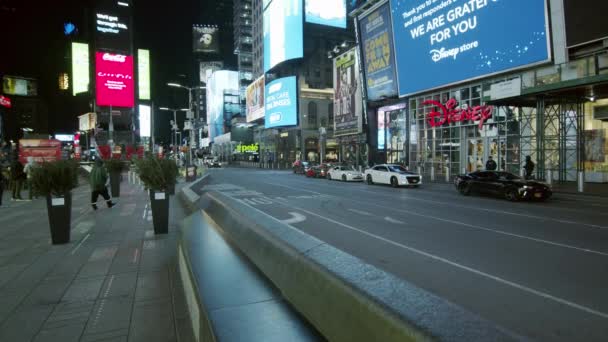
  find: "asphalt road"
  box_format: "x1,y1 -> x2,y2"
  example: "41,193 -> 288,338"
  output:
200,167 -> 608,341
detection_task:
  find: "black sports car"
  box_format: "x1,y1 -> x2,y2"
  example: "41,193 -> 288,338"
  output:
454,171 -> 552,201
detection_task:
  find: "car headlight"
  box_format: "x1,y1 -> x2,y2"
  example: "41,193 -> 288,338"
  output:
522,185 -> 532,189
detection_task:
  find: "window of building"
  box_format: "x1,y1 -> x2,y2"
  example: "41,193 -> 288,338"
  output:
308,101 -> 318,126
328,103 -> 334,125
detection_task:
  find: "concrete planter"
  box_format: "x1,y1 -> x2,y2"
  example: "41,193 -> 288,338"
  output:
45,192 -> 72,244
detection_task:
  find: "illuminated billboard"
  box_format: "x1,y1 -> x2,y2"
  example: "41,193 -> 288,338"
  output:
390,0 -> 550,96
2,76 -> 37,96
265,76 -> 298,128
333,48 -> 363,136
305,0 -> 347,28
139,104 -> 151,137
193,25 -> 220,54
206,70 -> 239,140
359,3 -> 398,101
199,61 -> 223,84
95,52 -> 134,107
95,11 -> 130,51
246,76 -> 265,123
72,43 -> 90,95
263,0 -> 303,72
138,49 -> 150,100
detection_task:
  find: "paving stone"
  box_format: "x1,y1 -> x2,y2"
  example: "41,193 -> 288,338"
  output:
135,270 -> 171,301
82,297 -> 133,338
33,323 -> 86,342
62,276 -> 105,303
0,304 -> 53,342
129,298 -> 176,342
0,263 -> 28,288
19,277 -> 73,309
99,273 -> 138,299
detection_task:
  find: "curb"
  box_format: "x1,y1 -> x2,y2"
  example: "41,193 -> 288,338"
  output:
178,173 -> 210,213
203,191 -> 525,342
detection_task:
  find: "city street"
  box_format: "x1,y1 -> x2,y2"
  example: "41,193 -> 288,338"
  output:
200,167 -> 608,342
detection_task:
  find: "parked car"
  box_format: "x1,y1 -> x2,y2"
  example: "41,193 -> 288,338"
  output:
364,164 -> 422,188
306,164 -> 331,178
454,171 -> 552,201
327,165 -> 364,182
292,160 -> 312,174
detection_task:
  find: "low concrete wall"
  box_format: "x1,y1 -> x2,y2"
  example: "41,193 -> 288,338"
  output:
202,191 -> 523,342
177,173 -> 210,213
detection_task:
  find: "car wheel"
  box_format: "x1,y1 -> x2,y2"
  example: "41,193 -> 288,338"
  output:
366,175 -> 373,185
342,174 -> 347,182
458,182 -> 471,196
504,188 -> 520,202
390,177 -> 399,188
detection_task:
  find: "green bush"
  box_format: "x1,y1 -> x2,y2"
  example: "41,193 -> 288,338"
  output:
30,160 -> 79,197
104,158 -> 127,172
134,156 -> 178,191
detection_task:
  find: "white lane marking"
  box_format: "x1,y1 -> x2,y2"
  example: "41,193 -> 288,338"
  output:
286,205 -> 608,320
385,217 -> 404,224
71,233 -> 90,255
132,248 -> 140,263
266,181 -> 608,257
347,208 -> 374,216
281,212 -> 307,224
103,275 -> 115,297
142,204 -> 148,219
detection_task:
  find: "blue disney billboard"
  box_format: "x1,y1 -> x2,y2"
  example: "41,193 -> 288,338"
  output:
390,0 -> 551,96
264,0 -> 304,72
265,76 -> 299,128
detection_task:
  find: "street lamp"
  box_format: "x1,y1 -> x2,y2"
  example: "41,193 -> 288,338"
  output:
167,82 -> 207,165
159,107 -> 188,164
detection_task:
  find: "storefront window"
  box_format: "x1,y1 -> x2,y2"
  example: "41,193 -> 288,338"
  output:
584,100 -> 608,182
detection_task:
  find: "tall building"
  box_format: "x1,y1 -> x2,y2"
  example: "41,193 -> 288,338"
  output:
233,0 -> 254,115
251,0 -> 264,78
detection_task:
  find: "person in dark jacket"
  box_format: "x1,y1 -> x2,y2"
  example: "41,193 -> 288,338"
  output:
524,155 -> 535,180
10,155 -> 25,201
485,156 -> 497,171
90,159 -> 114,210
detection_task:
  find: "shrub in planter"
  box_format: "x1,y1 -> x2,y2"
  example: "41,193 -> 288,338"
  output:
134,157 -> 178,234
30,160 -> 79,244
104,158 -> 127,197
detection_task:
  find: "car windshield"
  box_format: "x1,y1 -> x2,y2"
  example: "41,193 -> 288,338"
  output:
497,172 -> 521,181
388,165 -> 409,173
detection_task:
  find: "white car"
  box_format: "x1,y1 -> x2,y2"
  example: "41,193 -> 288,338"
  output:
327,165 -> 364,182
364,164 -> 422,188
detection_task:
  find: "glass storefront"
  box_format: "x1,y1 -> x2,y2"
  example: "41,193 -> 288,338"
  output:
584,100 -> 608,182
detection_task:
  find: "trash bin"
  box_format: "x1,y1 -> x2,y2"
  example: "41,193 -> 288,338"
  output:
186,165 -> 197,182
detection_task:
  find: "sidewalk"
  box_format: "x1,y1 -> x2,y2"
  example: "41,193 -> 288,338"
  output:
0,179 -> 192,342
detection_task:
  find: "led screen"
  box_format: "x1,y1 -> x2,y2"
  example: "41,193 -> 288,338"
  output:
246,76 -> 265,123
305,0 -> 346,28
95,52 -> 134,107
359,3 -> 397,101
263,0 -> 303,72
265,76 -> 298,128
72,43 -> 90,95
193,25 -> 220,54
95,11 -> 130,52
2,76 -> 37,96
139,104 -> 151,137
138,49 -> 150,100
206,70 -> 239,140
390,0 -> 550,96
333,48 -> 363,136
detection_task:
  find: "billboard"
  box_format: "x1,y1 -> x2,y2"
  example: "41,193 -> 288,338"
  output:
333,48 -> 363,136
138,49 -> 150,100
0,95 -> 11,108
193,25 -> 220,54
2,76 -> 37,96
564,0 -> 608,47
359,3 -> 397,101
139,104 -> 151,137
78,112 -> 98,131
199,61 -> 224,84
265,76 -> 298,128
207,70 -> 239,140
263,0 -> 303,72
305,0 -> 347,28
390,0 -> 551,96
246,76 -> 265,123
95,11 -> 130,51
95,52 -> 134,107
72,43 -> 90,95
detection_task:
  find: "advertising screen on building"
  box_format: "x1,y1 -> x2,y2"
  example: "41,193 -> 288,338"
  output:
193,25 -> 220,54
359,2 -> 397,101
333,48 -> 363,136
207,70 -> 239,140
263,0 -> 303,72
305,0 -> 347,28
72,43 -> 90,95
138,49 -> 150,100
2,76 -> 37,97
265,76 -> 298,128
564,0 -> 608,47
246,76 -> 265,123
95,11 -> 130,52
139,104 -> 151,137
390,0 -> 550,96
95,52 -> 134,107
199,61 -> 223,84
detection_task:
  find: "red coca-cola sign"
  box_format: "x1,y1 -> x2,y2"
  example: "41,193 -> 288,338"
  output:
0,95 -> 11,108
423,98 -> 493,130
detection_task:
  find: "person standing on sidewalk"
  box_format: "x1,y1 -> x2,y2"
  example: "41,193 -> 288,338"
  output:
90,159 -> 114,210
23,156 -> 37,200
10,155 -> 25,201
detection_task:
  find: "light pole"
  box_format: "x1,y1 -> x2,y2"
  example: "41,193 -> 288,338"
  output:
159,107 -> 188,165
167,83 -> 206,165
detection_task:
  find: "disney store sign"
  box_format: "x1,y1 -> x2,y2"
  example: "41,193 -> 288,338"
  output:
423,98 -> 493,130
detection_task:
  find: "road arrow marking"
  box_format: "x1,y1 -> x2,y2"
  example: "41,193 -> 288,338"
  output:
385,216 -> 404,224
281,212 -> 306,224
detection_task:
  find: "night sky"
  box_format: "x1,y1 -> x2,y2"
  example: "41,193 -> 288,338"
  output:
0,0 -> 236,141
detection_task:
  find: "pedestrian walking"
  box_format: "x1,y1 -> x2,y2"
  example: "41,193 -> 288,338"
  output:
23,156 -> 37,200
90,159 -> 114,210
485,156 -> 497,171
10,155 -> 25,201
524,155 -> 535,180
